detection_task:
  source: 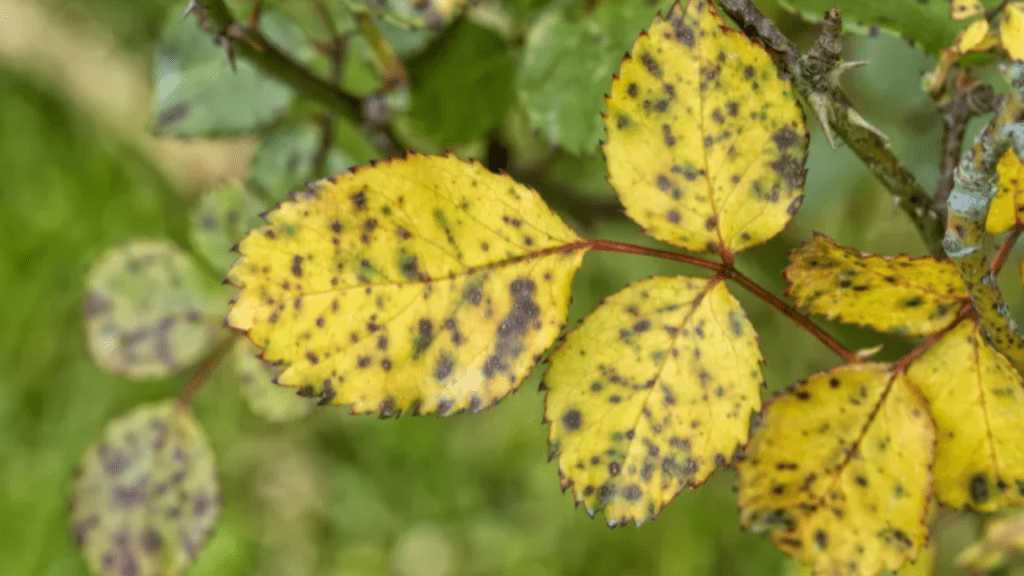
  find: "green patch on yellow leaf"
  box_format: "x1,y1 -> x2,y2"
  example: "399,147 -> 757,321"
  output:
544,276 -> 762,526
906,320 -> 1024,512
228,154 -> 586,416
71,401 -> 219,576
1001,3 -> 1024,60
785,234 -> 968,336
985,149 -> 1024,235
738,364 -> 933,576
603,0 -> 807,256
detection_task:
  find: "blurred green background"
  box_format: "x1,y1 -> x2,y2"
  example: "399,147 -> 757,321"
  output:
0,0 -> 1016,575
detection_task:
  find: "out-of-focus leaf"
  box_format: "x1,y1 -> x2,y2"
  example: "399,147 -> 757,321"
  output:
83,240 -> 225,379
518,0 -> 671,154
775,0 -> 1003,55
958,511 -> 1024,571
249,121 -> 357,202
952,0 -> 985,21
70,401 -> 220,576
153,5 -> 300,137
1001,4 -> 1024,62
189,181 -> 266,275
233,339 -> 317,422
343,0 -> 468,28
404,20 -> 516,146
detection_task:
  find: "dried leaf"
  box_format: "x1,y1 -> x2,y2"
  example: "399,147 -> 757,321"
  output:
227,154 -> 586,416
83,240 -> 226,379
905,320 -> 1024,511
738,364 -> 934,576
952,0 -> 985,21
1001,3 -> 1024,60
234,339 -> 317,423
544,276 -> 762,526
70,401 -> 220,576
785,234 -> 968,336
603,0 -> 807,256
985,150 -> 1024,234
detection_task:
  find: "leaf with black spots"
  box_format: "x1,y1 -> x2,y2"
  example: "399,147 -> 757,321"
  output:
189,181 -> 266,275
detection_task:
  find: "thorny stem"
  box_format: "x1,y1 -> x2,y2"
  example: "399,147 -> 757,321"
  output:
935,81 -> 1000,208
581,239 -> 858,362
715,0 -> 946,257
178,336 -> 237,406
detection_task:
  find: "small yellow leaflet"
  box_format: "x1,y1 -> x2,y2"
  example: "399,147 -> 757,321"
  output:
985,149 -> 1024,235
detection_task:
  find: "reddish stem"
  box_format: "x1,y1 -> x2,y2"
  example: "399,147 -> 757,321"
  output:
581,239 -> 858,362
894,304 -> 974,372
991,225 -> 1022,275
178,336 -> 237,407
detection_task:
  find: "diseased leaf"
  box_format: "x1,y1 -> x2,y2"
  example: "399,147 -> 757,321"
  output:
986,150 -> 1024,234
1001,3 -> 1024,60
518,0 -> 670,154
83,240 -> 226,379
737,364 -> 934,576
227,154 -> 587,416
603,0 -> 807,255
234,339 -> 317,423
775,0 -> 1003,56
70,401 -> 220,576
952,0 -> 985,21
784,234 -> 969,336
544,276 -> 762,526
190,181 -> 266,275
905,320 -> 1024,512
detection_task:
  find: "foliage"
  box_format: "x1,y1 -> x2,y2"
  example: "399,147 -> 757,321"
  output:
40,0 -> 1024,575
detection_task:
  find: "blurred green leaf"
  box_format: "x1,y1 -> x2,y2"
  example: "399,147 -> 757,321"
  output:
776,0 -> 1004,55
404,19 -> 516,145
152,5 -> 303,137
517,0 -> 670,154
70,401 -> 220,576
233,339 -> 316,422
83,240 -> 226,379
249,120 -> 358,202
343,0 -> 467,29
189,181 -> 265,275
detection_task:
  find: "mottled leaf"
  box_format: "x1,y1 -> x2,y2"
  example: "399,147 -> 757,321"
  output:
83,241 -> 226,379
189,181 -> 266,275
518,0 -> 671,154
249,121 -> 359,203
1001,3 -> 1024,60
986,150 -> 1024,234
70,401 -> 220,576
906,320 -> 1024,511
234,339 -> 317,423
952,0 -> 985,21
738,364 -> 934,576
544,276 -> 762,526
603,0 -> 807,255
775,0 -> 1004,56
227,154 -> 586,416
785,234 -> 969,336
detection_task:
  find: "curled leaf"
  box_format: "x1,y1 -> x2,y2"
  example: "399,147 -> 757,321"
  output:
544,276 -> 762,526
70,401 -> 220,576
603,0 -> 807,256
738,364 -> 934,576
228,154 -> 587,416
906,320 -> 1024,511
785,234 -> 968,336
83,240 -> 225,379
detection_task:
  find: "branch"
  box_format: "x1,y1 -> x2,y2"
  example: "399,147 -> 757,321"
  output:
945,63 -> 1024,374
192,0 -> 363,125
715,0 -> 946,257
935,78 -> 999,208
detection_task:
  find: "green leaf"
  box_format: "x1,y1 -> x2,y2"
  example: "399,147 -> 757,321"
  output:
518,0 -> 671,154
70,401 -> 220,576
775,0 -> 1004,56
233,339 -> 317,422
403,19 -> 516,146
83,240 -> 226,379
249,121 -> 358,202
152,5 -> 301,137
189,181 -> 266,275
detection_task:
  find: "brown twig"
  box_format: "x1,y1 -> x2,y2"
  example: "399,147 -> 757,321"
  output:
935,78 -> 1000,208
991,225 -> 1023,275
178,336 -> 237,406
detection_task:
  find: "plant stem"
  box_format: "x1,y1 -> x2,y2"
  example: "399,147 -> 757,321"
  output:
893,305 -> 974,372
580,239 -> 858,362
178,336 -> 237,406
935,79 -> 999,209
992,226 -> 1023,275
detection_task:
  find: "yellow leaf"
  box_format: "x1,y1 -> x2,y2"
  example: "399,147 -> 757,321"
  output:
1001,3 -> 1024,60
789,538 -> 935,576
227,154 -> 587,416
905,320 -> 1024,512
785,234 -> 968,336
955,19 -> 995,55
951,0 -> 984,21
985,146 -> 1024,235
544,276 -> 762,526
603,0 -> 807,256
738,364 -> 934,576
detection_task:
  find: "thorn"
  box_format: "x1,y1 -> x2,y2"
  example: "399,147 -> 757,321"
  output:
847,107 -> 890,143
808,92 -> 836,149
182,0 -> 199,20
214,34 -> 237,72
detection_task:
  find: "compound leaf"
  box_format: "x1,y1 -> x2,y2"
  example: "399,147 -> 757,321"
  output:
70,401 -> 220,576
906,320 -> 1024,511
83,240 -> 226,379
985,146 -> 1024,235
604,0 -> 807,256
544,276 -> 762,526
785,234 -> 969,336
227,154 -> 586,416
737,364 -> 934,576
189,181 -> 266,275
234,339 -> 317,423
